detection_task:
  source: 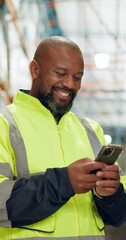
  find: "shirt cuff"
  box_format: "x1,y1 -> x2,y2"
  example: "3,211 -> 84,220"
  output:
92,188 -> 103,199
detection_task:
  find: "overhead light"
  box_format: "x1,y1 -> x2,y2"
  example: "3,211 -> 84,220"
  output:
94,53 -> 110,69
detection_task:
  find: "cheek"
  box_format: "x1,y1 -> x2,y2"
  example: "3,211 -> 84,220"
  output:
38,75 -> 51,92
75,82 -> 81,91
39,80 -> 54,94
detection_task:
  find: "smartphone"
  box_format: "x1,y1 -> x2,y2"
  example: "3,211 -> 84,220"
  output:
95,144 -> 123,165
90,144 -> 123,173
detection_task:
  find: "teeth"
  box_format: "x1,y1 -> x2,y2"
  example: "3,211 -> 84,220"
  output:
58,90 -> 69,97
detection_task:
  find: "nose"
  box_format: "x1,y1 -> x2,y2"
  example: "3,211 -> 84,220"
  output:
62,74 -> 75,89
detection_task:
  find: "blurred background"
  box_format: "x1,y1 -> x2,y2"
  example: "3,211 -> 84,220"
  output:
0,0 -> 126,173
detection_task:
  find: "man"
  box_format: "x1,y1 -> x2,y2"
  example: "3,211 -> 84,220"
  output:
0,36 -> 125,240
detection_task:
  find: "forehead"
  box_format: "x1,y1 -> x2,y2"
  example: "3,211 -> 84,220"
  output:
43,45 -> 84,70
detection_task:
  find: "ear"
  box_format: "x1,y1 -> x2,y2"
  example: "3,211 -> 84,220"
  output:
29,60 -> 41,79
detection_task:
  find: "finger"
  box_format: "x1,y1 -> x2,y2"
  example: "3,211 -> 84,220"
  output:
96,179 -> 119,188
83,182 -> 96,190
102,164 -> 119,172
85,173 -> 100,183
96,186 -> 118,196
96,170 -> 120,180
83,161 -> 106,174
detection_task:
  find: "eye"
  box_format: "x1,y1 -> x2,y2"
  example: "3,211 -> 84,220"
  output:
74,76 -> 82,81
55,71 -> 66,77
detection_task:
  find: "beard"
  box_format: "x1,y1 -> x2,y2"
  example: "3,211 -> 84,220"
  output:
37,87 -> 77,119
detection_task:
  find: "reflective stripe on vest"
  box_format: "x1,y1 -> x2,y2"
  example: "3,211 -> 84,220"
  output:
11,236 -> 104,240
0,106 -> 29,178
77,115 -> 102,156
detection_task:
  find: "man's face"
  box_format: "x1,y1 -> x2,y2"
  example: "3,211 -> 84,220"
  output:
33,46 -> 84,117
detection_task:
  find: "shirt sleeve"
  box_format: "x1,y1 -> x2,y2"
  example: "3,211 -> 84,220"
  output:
93,182 -> 126,227
6,167 -> 75,227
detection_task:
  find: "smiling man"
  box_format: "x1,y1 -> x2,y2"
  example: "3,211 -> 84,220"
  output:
0,36 -> 125,240
29,37 -> 84,122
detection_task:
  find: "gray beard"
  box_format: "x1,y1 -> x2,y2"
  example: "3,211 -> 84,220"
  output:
37,89 -> 77,119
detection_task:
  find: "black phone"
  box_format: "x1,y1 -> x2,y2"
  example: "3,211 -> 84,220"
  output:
90,144 -> 123,173
95,144 -> 123,165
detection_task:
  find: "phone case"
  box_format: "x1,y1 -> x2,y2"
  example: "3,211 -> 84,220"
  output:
95,144 -> 123,165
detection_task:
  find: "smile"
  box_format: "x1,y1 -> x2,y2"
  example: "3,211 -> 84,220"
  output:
54,88 -> 71,102
58,90 -> 70,97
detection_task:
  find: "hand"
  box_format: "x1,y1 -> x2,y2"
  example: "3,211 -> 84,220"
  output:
95,164 -> 120,197
68,158 -> 106,194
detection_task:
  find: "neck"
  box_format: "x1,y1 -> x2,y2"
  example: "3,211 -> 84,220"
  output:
52,112 -> 63,124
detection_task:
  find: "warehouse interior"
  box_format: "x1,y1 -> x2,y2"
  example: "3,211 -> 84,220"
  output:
0,0 -> 126,238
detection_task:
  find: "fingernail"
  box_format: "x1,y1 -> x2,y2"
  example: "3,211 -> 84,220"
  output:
96,181 -> 100,186
96,172 -> 102,177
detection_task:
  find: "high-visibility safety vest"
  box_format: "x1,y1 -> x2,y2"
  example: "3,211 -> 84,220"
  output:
0,91 -> 106,240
